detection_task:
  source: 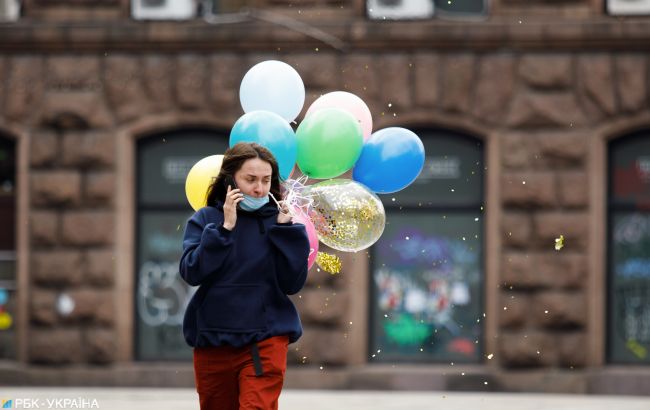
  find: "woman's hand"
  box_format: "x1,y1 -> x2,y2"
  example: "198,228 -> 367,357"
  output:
223,185 -> 244,231
277,201 -> 292,224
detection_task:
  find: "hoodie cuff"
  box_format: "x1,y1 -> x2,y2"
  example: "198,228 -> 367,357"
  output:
218,224 -> 233,235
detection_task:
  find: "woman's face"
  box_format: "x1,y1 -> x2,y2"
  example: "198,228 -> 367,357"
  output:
234,158 -> 273,198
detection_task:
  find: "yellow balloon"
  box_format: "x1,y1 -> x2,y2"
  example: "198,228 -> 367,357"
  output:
0,311 -> 12,330
185,155 -> 224,211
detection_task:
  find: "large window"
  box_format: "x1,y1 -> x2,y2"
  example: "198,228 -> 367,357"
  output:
366,0 -> 487,20
370,129 -> 484,363
136,129 -> 228,360
608,131 -> 650,364
0,136 -> 16,360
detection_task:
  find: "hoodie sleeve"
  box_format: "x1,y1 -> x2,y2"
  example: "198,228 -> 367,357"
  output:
179,209 -> 234,286
268,222 -> 310,295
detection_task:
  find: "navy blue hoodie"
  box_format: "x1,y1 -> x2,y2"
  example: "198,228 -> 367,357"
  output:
179,200 -> 310,348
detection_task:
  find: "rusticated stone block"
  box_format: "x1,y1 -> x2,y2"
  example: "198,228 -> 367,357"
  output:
473,55 -> 515,123
577,55 -> 616,118
341,54 -> 379,101
31,250 -> 84,287
501,132 -> 540,170
6,57 -> 45,122
46,56 -> 101,90
62,131 -> 114,168
62,211 -> 114,246
29,131 -> 59,167
104,55 -> 150,121
177,55 -> 208,110
413,53 -> 440,107
502,172 -> 557,208
502,212 -> 532,248
29,328 -> 83,364
143,55 -> 175,112
558,172 -> 588,208
287,53 -> 338,90
533,291 -> 587,329
536,132 -> 587,168
502,252 -> 553,289
30,211 -> 58,246
293,288 -> 348,326
209,54 -> 243,114
507,93 -> 586,128
499,292 -> 530,329
30,288 -> 58,326
85,249 -> 115,287
41,90 -> 113,129
533,252 -> 587,290
84,328 -> 116,364
519,55 -> 572,89
62,289 -> 114,326
532,212 -> 588,250
615,55 -> 646,113
557,332 -> 587,368
441,54 -> 474,113
499,332 -> 557,368
379,54 -> 412,110
31,171 -> 82,207
85,171 -> 114,205
288,327 -> 348,365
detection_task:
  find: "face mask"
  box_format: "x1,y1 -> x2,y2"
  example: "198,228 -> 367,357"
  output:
239,194 -> 269,212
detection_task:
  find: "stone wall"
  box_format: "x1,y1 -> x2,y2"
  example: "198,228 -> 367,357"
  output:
0,0 -> 649,392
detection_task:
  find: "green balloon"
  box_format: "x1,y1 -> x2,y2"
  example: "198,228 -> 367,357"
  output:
296,108 -> 363,179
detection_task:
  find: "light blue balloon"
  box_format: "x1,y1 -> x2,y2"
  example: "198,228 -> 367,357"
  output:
230,111 -> 297,180
240,60 -> 305,122
0,288 -> 7,306
352,127 -> 425,194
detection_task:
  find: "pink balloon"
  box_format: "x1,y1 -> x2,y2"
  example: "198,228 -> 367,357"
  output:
306,91 -> 373,141
293,211 -> 319,270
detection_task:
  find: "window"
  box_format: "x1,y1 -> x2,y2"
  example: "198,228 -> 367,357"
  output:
136,129 -> 228,360
0,136 -> 16,360
369,129 -> 484,363
608,131 -> 650,364
367,0 -> 487,20
0,0 -> 20,22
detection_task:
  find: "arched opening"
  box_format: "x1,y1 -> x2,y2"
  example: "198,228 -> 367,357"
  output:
135,128 -> 229,360
0,135 -> 16,360
369,128 -> 485,363
607,130 -> 650,364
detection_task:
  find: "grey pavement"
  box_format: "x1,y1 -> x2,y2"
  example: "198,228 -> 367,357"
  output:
1,388 -> 650,410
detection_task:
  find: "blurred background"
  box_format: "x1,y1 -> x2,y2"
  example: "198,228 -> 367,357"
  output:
0,0 -> 649,397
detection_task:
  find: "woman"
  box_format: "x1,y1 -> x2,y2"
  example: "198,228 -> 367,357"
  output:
179,142 -> 310,410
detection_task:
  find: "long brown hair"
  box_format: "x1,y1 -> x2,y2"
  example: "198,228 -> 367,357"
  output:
205,142 -> 282,206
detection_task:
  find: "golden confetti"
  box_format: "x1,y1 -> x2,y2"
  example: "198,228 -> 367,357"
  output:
316,252 -> 342,274
555,234 -> 565,251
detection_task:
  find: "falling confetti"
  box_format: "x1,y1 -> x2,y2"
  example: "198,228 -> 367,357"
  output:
316,252 -> 342,274
555,235 -> 564,251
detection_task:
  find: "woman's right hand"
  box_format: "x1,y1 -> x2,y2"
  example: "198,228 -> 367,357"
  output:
223,185 -> 244,231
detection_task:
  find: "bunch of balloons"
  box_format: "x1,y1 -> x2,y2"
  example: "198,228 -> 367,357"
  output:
185,60 -> 426,271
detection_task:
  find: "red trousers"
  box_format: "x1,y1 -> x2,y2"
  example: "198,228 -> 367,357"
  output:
193,335 -> 289,410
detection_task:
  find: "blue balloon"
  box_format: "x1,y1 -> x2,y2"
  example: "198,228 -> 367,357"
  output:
352,127 -> 425,194
230,111 -> 297,180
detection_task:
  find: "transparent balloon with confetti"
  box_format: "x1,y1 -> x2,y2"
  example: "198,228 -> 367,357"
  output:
305,179 -> 386,252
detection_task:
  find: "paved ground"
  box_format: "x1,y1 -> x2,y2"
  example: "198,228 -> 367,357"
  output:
1,388 -> 649,410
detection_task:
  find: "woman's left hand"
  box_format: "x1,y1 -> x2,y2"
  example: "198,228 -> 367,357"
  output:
277,201 -> 292,224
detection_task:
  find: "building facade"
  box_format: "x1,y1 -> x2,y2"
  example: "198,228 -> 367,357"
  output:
0,0 -> 649,394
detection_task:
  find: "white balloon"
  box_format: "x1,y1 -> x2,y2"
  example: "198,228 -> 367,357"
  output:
240,60 -> 305,122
